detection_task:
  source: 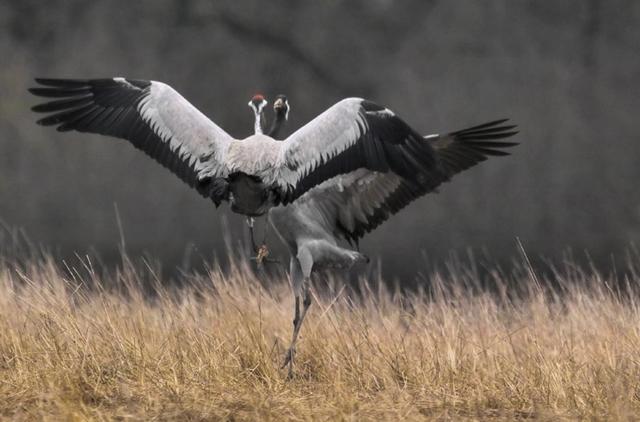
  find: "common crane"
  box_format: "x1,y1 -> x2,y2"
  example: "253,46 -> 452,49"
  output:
254,97 -> 518,376
247,93 -> 289,256
30,77 -> 488,219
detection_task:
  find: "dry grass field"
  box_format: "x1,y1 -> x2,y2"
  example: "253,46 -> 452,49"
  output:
0,252 -> 639,421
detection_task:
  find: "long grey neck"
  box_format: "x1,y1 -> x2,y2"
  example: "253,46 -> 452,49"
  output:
267,111 -> 287,139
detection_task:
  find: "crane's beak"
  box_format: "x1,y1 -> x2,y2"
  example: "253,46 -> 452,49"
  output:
274,98 -> 285,109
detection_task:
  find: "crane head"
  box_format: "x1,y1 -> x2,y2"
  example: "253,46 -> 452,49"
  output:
273,94 -> 289,121
248,94 -> 268,115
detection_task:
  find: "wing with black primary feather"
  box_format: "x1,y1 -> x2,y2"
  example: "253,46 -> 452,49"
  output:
297,119 -> 518,245
276,98 -> 441,203
30,78 -> 233,204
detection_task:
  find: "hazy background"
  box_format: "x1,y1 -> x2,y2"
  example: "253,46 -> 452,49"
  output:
1,0 -> 638,281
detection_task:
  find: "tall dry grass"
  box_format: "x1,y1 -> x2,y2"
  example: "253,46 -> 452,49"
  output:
0,252 -> 639,421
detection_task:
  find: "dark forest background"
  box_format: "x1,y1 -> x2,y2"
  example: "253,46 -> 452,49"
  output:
0,0 -> 638,281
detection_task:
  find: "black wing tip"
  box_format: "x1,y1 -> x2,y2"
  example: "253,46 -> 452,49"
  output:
34,77 -> 90,87
32,77 -> 151,92
30,79 -> 93,105
489,118 -> 510,125
452,118 -> 516,134
484,118 -> 510,126
451,119 -> 519,143
462,130 -> 520,140
35,117 -> 53,126
470,137 -> 519,153
35,115 -> 66,126
500,130 -> 519,138
482,149 -> 511,156
29,86 -> 92,98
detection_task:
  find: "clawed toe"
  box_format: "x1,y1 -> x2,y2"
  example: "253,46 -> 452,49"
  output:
256,244 -> 269,264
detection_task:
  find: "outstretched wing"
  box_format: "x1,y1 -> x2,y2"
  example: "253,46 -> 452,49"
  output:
424,119 -> 518,178
296,120 -> 518,244
275,98 -> 440,203
30,78 -> 233,204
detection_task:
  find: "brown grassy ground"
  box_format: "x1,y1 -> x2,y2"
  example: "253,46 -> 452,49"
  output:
0,255 -> 639,421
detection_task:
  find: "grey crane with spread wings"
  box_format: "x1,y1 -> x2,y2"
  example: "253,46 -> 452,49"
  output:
256,98 -> 518,376
30,77 -> 500,218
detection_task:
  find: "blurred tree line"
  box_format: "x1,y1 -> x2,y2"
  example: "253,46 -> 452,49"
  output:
0,0 -> 638,280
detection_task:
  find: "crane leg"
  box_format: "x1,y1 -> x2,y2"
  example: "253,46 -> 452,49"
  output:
282,281 -> 312,378
282,252 -> 313,378
247,217 -> 273,267
246,217 -> 259,253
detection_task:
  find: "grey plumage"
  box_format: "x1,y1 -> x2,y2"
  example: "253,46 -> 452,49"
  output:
261,101 -> 517,376
32,79 -> 518,377
268,114 -> 517,287
30,77 -> 459,218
